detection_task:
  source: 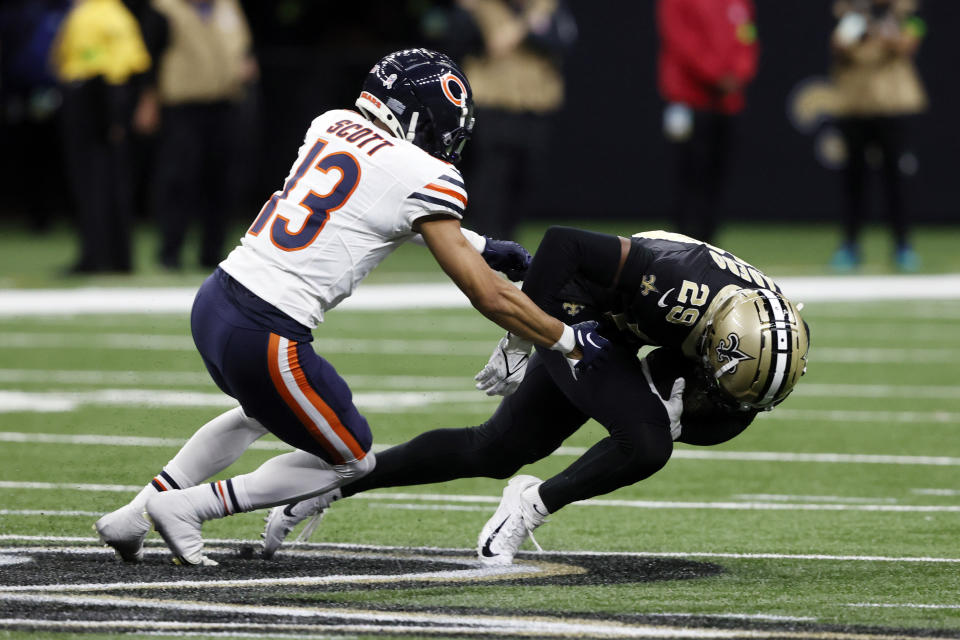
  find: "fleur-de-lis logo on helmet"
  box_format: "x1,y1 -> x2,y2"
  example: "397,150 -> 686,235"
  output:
715,333 -> 755,375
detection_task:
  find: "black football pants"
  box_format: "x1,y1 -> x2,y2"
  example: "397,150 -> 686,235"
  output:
343,346 -> 673,514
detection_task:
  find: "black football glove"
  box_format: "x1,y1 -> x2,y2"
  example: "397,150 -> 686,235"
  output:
565,320 -> 611,379
481,237 -> 532,282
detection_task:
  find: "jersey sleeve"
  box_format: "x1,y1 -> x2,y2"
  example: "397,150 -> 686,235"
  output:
400,167 -> 468,225
521,226 -> 625,320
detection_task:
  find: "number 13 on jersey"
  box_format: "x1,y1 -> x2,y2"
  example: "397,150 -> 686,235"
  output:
247,139 -> 362,251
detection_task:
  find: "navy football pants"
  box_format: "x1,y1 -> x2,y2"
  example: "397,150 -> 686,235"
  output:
190,274 -> 372,465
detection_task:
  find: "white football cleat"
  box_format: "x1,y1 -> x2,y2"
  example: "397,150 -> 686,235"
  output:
261,489 -> 342,559
93,503 -> 152,563
146,491 -> 218,566
477,475 -> 547,566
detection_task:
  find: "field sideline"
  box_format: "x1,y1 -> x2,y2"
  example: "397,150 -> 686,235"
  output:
1,223 -> 959,639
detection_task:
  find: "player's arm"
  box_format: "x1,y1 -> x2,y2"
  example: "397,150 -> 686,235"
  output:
416,216 -> 579,353
521,226 -> 637,319
409,227 -> 532,282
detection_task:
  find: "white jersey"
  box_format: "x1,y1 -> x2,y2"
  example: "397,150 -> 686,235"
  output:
220,109 -> 468,328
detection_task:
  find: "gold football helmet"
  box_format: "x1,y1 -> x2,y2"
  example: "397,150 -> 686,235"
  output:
700,288 -> 810,410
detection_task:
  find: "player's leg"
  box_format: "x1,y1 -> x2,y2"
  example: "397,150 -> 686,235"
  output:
348,353 -> 586,494
479,344 -> 673,564
262,354 -> 588,558
148,325 -> 374,564
535,344 -> 673,512
94,275 -> 272,561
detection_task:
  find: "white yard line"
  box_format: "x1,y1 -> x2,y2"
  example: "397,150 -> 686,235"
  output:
3,332 -> 960,364
912,488 -> 960,496
368,501 -> 960,513
0,614 -> 803,640
3,432 -> 960,466
0,369 -> 470,390
810,347 -> 960,363
0,333 -> 494,355
0,480 -> 141,492
5,369 -> 958,399
3,275 -> 960,318
847,603 -> 960,610
3,537 -> 960,565
792,383 -> 960,400
0,389 -> 493,413
2,390 -> 960,425
731,494 -> 898,504
0,486 -> 955,514
0,510 -> 101,517
760,408 -> 960,424
3,369 -> 957,399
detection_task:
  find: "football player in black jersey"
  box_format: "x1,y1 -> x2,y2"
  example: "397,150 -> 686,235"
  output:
260,226 -> 810,564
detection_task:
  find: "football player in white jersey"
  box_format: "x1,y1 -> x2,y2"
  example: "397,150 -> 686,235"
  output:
92,49 -> 609,566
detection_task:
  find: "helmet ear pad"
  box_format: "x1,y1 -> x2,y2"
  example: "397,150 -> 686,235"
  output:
701,289 -> 809,410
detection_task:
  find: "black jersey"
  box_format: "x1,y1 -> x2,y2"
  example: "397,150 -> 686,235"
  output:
606,231 -> 782,357
521,227 -> 764,442
524,227 -> 781,357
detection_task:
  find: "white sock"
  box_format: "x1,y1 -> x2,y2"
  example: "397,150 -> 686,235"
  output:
230,450 -> 375,511
125,406 -> 268,513
173,481 -> 239,522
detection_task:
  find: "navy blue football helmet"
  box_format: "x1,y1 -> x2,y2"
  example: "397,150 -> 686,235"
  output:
356,48 -> 475,164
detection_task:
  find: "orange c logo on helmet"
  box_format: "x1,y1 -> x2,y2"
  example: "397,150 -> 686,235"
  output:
440,73 -> 468,107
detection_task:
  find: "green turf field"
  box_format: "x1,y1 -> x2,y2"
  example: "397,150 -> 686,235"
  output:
1,222 -> 959,639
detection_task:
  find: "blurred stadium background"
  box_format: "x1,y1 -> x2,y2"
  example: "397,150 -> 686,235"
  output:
1,0 -> 959,251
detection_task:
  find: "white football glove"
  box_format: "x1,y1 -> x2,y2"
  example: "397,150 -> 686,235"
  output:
641,357 -> 685,441
474,332 -> 533,396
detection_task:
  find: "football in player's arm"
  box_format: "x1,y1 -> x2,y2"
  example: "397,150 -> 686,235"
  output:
261,226 -> 810,564
92,49 -> 608,567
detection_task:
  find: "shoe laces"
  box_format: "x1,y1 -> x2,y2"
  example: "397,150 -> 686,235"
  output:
505,510 -> 544,553
292,491 -> 340,542
295,511 -> 325,542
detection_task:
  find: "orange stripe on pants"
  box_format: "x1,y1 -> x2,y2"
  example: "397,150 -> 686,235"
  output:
285,340 -> 367,461
266,333 -> 348,464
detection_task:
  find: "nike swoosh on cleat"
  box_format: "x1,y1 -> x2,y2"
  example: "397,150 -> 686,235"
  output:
282,503 -> 298,517
657,288 -> 676,308
480,518 -> 509,558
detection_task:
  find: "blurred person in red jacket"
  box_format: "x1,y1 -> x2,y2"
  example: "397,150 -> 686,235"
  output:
657,0 -> 758,245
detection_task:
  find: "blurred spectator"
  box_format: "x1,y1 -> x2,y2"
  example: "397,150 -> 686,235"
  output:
657,0 -> 758,245
51,0 -> 151,273
453,0 -> 576,240
0,0 -> 69,232
137,0 -> 257,270
828,0 -> 927,272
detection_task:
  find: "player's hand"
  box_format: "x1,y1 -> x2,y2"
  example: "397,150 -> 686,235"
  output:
475,332 -> 533,396
641,357 -> 685,440
481,237 -> 532,282
565,320 -> 610,380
